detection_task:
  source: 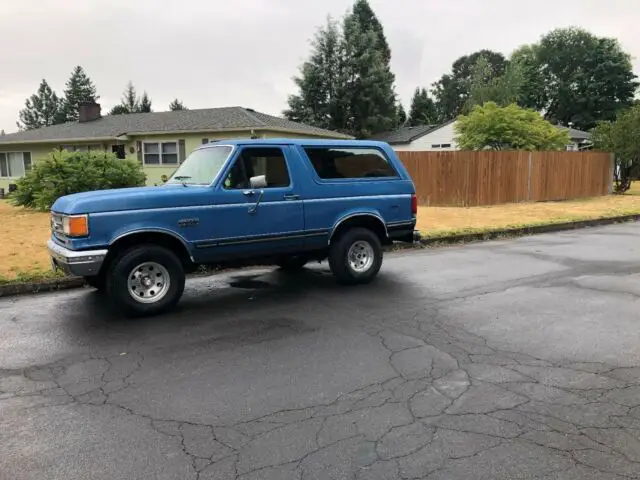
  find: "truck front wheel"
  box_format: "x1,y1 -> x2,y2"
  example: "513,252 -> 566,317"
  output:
328,227 -> 383,284
106,244 -> 185,317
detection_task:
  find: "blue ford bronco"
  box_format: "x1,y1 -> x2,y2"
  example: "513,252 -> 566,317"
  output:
48,139 -> 417,316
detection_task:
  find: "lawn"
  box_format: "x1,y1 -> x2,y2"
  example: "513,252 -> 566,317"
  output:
1,182 -> 639,283
416,181 -> 640,237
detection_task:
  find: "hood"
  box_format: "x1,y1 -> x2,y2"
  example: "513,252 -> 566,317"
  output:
51,185 -> 213,214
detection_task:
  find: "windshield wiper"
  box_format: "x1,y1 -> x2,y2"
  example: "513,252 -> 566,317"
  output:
173,175 -> 192,186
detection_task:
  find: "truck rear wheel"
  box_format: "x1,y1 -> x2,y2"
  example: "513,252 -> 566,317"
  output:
329,227 -> 382,284
106,244 -> 185,317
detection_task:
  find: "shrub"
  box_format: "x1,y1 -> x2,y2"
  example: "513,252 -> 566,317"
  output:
455,102 -> 570,151
11,149 -> 147,210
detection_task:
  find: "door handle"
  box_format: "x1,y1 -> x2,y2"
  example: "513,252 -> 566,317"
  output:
284,194 -> 300,201
243,190 -> 255,196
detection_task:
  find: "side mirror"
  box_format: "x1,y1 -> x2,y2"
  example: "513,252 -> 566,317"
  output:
249,175 -> 267,189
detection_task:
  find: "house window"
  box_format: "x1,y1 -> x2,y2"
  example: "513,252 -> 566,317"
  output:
440,143 -> 452,148
143,142 -> 179,165
431,144 -> 441,149
302,147 -> 397,179
60,144 -> 102,152
0,152 -> 31,178
112,145 -> 126,159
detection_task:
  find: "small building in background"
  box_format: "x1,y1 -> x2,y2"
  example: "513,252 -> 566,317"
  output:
371,120 -> 591,152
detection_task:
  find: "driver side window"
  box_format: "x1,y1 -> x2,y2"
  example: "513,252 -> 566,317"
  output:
223,147 -> 291,189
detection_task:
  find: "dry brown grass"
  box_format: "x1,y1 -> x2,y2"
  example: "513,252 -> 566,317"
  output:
417,182 -> 640,237
0,201 -> 54,281
0,182 -> 638,282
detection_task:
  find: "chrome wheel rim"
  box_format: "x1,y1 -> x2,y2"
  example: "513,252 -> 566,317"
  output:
347,240 -> 375,273
127,262 -> 170,304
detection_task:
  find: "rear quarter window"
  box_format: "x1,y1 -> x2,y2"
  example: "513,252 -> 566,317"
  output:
302,147 -> 397,180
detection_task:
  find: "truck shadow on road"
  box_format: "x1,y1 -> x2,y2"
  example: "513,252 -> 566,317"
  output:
60,265 -> 422,348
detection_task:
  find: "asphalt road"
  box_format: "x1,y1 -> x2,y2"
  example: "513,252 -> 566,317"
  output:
1,222 -> 640,480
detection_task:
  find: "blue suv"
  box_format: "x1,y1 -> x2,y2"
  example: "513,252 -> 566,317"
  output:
48,139 -> 417,316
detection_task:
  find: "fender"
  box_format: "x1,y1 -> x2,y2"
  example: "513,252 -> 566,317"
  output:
109,227 -> 195,262
328,211 -> 388,244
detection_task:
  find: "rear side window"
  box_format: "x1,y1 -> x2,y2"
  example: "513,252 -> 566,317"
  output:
303,147 -> 397,180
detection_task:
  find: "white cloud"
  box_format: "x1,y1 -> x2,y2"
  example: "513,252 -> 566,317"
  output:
1,0 -> 638,132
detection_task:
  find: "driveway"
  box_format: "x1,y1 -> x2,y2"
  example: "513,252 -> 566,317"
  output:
1,222 -> 640,480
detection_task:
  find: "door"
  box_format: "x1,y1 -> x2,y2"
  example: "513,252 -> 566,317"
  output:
196,146 -> 305,261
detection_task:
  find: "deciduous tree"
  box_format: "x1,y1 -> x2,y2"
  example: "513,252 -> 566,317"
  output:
465,57 -> 525,111
455,102 -> 569,151
516,27 -> 638,130
431,50 -> 507,121
591,105 -> 640,193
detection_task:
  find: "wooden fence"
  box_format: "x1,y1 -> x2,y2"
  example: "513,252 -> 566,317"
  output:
397,150 -> 613,207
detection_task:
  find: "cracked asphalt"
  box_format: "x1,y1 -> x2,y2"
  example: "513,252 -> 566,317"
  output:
1,222 -> 640,479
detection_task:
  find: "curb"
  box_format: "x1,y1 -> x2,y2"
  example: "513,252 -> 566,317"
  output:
407,214 -> 640,248
1,214 -> 638,299
0,276 -> 86,298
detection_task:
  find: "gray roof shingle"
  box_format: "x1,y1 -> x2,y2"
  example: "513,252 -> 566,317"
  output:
372,121 -> 591,145
369,124 -> 439,144
557,126 -> 590,141
0,107 -> 352,144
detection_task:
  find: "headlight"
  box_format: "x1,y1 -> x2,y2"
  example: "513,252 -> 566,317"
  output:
62,215 -> 89,237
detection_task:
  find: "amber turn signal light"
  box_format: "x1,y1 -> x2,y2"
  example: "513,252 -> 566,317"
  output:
63,215 -> 89,237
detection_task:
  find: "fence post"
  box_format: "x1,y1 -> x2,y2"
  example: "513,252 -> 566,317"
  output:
527,152 -> 533,201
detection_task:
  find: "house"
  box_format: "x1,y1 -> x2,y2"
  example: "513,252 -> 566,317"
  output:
371,120 -> 591,152
370,120 -> 457,152
0,102 -> 351,190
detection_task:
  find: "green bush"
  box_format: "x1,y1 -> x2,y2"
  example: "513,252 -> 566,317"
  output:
11,149 -> 147,211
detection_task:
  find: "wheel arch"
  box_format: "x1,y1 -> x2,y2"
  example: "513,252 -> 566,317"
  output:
329,213 -> 389,246
102,229 -> 195,275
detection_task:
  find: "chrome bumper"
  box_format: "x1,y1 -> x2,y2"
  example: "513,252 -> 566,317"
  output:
47,239 -> 108,277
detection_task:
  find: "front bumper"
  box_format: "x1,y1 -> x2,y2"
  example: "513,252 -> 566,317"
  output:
47,239 -> 108,277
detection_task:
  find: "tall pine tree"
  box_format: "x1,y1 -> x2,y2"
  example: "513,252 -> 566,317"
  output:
17,79 -> 63,130
284,17 -> 349,132
351,0 -> 391,63
342,10 -> 397,138
169,99 -> 187,111
122,82 -> 139,112
396,103 -> 407,126
60,66 -> 99,122
138,92 -> 152,113
285,1 -> 398,138
109,82 -> 153,114
408,88 -> 437,126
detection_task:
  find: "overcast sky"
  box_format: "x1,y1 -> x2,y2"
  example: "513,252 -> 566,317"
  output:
1,0 -> 638,133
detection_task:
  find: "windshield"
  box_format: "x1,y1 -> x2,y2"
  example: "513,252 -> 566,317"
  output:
166,145 -> 233,185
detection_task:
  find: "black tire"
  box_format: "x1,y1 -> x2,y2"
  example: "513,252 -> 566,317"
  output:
84,275 -> 105,291
105,244 -> 185,317
328,227 -> 383,285
276,255 -> 308,272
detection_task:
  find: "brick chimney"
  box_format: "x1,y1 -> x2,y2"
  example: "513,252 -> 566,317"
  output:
78,101 -> 101,122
